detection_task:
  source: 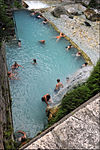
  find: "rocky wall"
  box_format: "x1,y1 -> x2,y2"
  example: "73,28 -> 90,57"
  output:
0,42 -> 14,149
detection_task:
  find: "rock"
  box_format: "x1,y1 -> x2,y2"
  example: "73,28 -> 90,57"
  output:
84,21 -> 91,26
67,7 -> 79,15
51,6 -> 67,18
46,105 -> 59,121
82,0 -> 91,6
84,8 -> 100,21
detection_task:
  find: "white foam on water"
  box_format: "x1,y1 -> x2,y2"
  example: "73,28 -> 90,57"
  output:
24,0 -> 50,10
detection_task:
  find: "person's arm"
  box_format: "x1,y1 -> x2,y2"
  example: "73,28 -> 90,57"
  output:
44,95 -> 49,106
18,64 -> 24,68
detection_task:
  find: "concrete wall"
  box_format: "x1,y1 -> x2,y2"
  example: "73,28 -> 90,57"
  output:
20,93 -> 100,149
0,42 -> 14,149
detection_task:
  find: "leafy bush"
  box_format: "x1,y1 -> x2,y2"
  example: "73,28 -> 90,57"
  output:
48,61 -> 100,127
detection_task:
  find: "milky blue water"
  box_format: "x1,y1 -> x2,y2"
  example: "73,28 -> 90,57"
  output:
6,10 -> 85,138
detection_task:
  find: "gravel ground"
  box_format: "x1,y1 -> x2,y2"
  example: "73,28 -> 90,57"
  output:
43,5 -> 100,65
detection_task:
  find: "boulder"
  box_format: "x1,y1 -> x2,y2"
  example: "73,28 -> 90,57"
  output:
51,6 -> 67,18
67,7 -> 78,15
84,8 -> 100,21
82,0 -> 91,6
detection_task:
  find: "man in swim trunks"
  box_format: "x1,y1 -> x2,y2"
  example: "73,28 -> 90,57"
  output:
41,94 -> 51,106
11,61 -> 24,70
55,79 -> 63,91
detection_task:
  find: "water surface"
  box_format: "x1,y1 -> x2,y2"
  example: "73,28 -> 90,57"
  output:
6,10 -> 84,137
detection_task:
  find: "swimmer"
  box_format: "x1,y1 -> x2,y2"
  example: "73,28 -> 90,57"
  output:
11,61 -> 24,70
39,40 -> 45,44
31,11 -> 36,16
18,40 -> 21,47
36,14 -> 43,19
76,52 -> 81,57
7,71 -> 17,80
54,79 -> 63,91
66,77 -> 69,82
17,130 -> 26,142
66,44 -> 72,50
32,59 -> 37,65
41,94 -> 52,106
55,32 -> 65,42
42,19 -> 48,24
81,62 -> 88,67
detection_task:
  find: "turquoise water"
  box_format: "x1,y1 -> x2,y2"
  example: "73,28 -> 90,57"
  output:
6,10 -> 85,137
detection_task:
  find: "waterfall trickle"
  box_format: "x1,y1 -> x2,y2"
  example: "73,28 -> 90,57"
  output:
24,1 -> 50,10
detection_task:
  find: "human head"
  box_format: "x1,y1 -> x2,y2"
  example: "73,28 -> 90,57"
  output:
41,97 -> 45,101
57,79 -> 60,83
18,40 -> 21,42
85,62 -> 88,66
46,94 -> 50,101
14,61 -> 17,66
33,59 -> 36,63
8,72 -> 11,76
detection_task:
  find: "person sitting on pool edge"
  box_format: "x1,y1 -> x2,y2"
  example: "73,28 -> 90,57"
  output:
54,79 -> 63,91
39,40 -> 45,44
11,61 -> 24,70
32,59 -> 37,65
41,94 -> 51,106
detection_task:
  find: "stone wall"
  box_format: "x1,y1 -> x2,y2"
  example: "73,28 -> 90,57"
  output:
0,42 -> 14,149
20,93 -> 100,149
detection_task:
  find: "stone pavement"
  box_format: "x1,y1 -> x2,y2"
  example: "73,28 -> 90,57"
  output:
43,4 -> 100,65
21,93 -> 100,149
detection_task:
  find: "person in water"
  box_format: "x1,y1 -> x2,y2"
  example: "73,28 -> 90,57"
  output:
76,52 -> 81,57
55,32 -> 65,42
18,40 -> 21,47
36,14 -> 43,19
39,40 -> 45,44
66,44 -> 73,50
55,79 -> 63,91
41,94 -> 51,106
81,62 -> 88,67
11,61 -> 24,70
8,71 -> 17,80
42,19 -> 49,24
17,130 -> 26,142
32,59 -> 37,65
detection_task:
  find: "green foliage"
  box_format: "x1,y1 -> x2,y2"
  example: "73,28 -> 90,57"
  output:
48,61 -> 100,127
89,0 -> 98,8
14,0 -> 22,8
